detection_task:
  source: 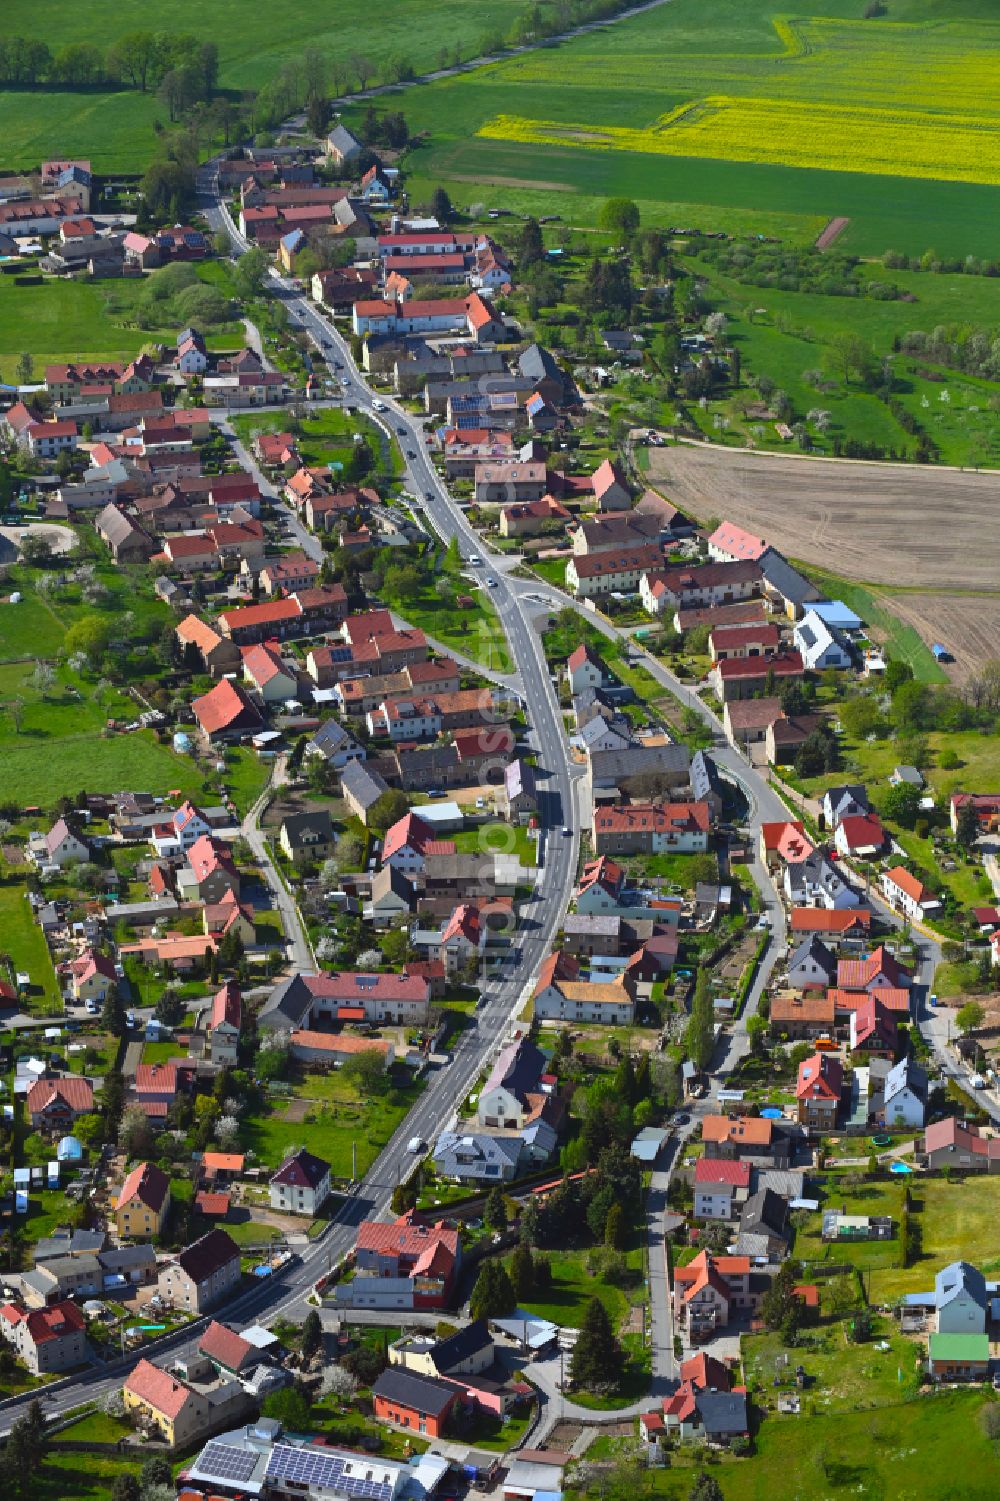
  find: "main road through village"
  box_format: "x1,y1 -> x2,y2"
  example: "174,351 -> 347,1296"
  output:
0,166 -> 985,1437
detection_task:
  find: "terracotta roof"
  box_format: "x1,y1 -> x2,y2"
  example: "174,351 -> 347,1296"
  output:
700,1115 -> 774,1146
883,865 -> 933,904
135,1062 -> 178,1094
290,1030 -> 391,1057
194,1191 -> 231,1216
192,678 -> 262,734
789,908 -> 871,933
198,1320 -> 254,1370
760,820 -> 803,851
125,1357 -> 192,1419
27,1077 -> 93,1114
836,945 -> 909,991
202,1152 -> 245,1172
355,1214 -> 459,1263
707,522 -> 769,560
22,1300 -> 85,1345
594,801 -> 710,837
210,981 -> 242,1032
770,993 -> 835,1025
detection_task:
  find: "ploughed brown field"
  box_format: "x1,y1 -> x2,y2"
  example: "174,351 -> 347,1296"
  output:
649,443 -> 1000,677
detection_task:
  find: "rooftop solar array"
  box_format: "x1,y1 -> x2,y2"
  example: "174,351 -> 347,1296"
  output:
266,1444 -> 396,1501
196,1441 -> 261,1485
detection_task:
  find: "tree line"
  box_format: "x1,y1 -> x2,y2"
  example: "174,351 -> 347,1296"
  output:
0,31 -> 218,100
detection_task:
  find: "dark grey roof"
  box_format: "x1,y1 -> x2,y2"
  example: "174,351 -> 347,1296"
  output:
935,1260 -> 987,1310
272,1148 -> 330,1189
505,758 -> 535,801
99,1243 -> 156,1274
311,720 -> 357,758
430,1319 -> 493,1374
824,784 -> 870,817
518,342 -> 565,391
34,1229 -> 107,1263
740,1187 -> 789,1239
690,749 -> 723,802
759,552 -> 822,607
695,1389 -> 748,1436
259,973 -> 315,1031
340,759 -> 389,810
487,1037 -> 545,1098
280,809 -> 334,848
372,1366 -> 457,1416
787,935 -> 837,979
884,1057 -> 928,1105
434,1131 -> 522,1174
590,743 -> 690,787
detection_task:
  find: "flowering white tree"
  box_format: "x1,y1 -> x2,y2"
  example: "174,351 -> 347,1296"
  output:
101,1387 -> 126,1417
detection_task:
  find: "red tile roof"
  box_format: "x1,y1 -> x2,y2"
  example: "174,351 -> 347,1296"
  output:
198,1320 -> 254,1369
27,1077 -> 93,1114
693,1157 -> 751,1187
192,678 -> 262,734
125,1357 -> 193,1418
796,1052 -> 843,1101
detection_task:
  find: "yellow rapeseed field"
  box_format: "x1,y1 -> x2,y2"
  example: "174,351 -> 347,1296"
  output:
478,95 -> 1000,186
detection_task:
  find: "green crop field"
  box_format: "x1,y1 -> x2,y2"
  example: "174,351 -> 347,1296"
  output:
390,0 -> 1000,256
0,0 -> 491,172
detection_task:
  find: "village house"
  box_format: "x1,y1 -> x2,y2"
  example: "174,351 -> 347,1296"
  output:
642,559 -> 762,617
278,809 -> 336,864
881,865 -> 943,923
206,981 -> 242,1067
593,802 -> 711,856
158,1229 -> 242,1314
115,1162 -> 171,1241
259,970 -> 432,1031
269,1149 -> 331,1217
0,1300 -> 87,1374
672,1250 -> 759,1339
567,544 -> 665,599
27,1077 -> 94,1132
372,1367 -> 459,1438
796,1051 -> 843,1131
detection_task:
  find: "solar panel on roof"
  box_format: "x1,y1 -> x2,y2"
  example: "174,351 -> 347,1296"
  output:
265,1446 -> 395,1501
197,1441 -> 260,1484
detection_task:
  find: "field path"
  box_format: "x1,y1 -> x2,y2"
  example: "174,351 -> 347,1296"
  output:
648,441 -> 1000,676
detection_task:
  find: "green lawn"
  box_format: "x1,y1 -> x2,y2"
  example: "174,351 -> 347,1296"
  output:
231,406 -> 391,480
35,1452 -> 144,1501
790,1173 -> 1000,1302
141,1040 -> 189,1064
0,273 -> 234,383
241,1077 -> 424,1176
377,557 -> 513,674
503,1248 -> 639,1330
0,878 -> 61,1012
388,0 -> 1000,257
0,649 -> 268,813
681,1390 -> 1000,1501
452,821 -> 537,865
